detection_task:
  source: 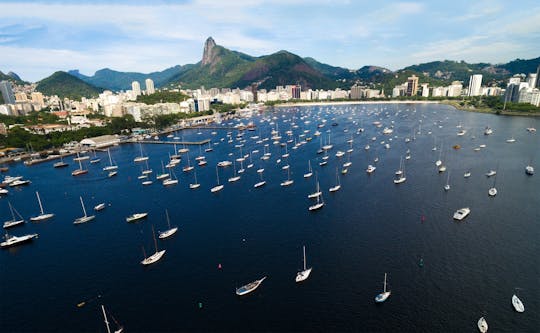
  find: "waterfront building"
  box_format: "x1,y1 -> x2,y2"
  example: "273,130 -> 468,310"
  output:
0,80 -> 16,104
351,84 -> 364,99
467,74 -> 482,96
421,84 -> 429,97
145,79 -> 155,95
527,73 -> 537,89
447,81 -> 463,97
406,75 -> 419,96
291,85 -> 301,99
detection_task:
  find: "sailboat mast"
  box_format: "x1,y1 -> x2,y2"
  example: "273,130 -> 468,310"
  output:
36,191 -> 44,214
9,202 -> 15,220
101,305 -> 112,333
383,273 -> 387,293
166,209 -> 171,228
152,225 -> 158,252
80,196 -> 87,217
216,166 -> 220,185
303,246 -> 306,270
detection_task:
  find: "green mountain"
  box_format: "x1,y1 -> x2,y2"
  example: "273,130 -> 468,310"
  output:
36,71 -> 103,100
498,57 -> 540,75
171,37 -> 338,90
68,65 -> 189,91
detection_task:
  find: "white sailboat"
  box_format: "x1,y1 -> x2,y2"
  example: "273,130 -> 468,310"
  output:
158,209 -> 178,239
211,166 -> 224,193
329,167 -> 341,192
228,161 -> 241,182
141,225 -> 166,265
103,148 -> 118,171
304,160 -> 313,178
156,160 -> 169,180
280,167 -> 294,186
133,143 -> 148,162
3,201 -> 25,229
189,169 -> 201,189
477,317 -> 488,333
73,196 -> 96,224
182,152 -> 194,172
374,273 -> 391,303
295,245 -> 312,282
394,157 -> 406,184
72,152 -> 88,176
29,191 -> 55,221
444,171 -> 451,191
308,178 -> 322,199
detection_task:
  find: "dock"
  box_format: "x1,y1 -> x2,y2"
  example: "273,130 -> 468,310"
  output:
137,139 -> 211,145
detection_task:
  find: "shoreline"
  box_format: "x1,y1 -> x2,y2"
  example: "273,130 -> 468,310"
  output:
272,99 -> 540,116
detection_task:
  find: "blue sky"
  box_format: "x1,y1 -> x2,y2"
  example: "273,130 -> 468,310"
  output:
1,0 -> 539,82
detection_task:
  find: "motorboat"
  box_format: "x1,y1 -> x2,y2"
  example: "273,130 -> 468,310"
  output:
453,207 -> 470,221
1,233 -> 38,248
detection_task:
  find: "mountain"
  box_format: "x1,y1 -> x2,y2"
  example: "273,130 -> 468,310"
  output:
68,65 -> 189,91
0,70 -> 26,85
169,37 -> 339,90
36,71 -> 103,100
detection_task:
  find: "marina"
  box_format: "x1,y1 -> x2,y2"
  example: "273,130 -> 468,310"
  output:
0,102 -> 538,332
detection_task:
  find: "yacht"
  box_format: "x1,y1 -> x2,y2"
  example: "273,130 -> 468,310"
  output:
141,226 -> 166,265
453,207 -> 470,221
477,317 -> 488,333
158,209 -> 178,239
3,202 -> 25,229
366,165 -> 376,174
464,171 -> 471,178
512,294 -> 524,312
484,127 -> 493,135
1,232 -> 38,248
210,166 -> 224,193
485,170 -> 496,177
126,213 -> 148,223
73,196 -> 96,224
236,276 -> 267,296
525,165 -> 534,175
375,273 -> 391,303
29,191 -> 55,221
94,203 -> 106,211
295,246 -> 312,282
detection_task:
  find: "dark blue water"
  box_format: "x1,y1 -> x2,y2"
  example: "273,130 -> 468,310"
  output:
1,103 -> 539,332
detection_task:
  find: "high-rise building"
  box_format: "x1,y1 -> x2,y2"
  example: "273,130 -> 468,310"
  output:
251,83 -> 258,102
421,83 -> 429,97
527,73 -> 537,90
0,80 -> 16,104
536,64 -> 540,89
131,81 -> 141,96
145,79 -> 155,95
350,84 -> 364,99
406,75 -> 418,96
467,74 -> 483,96
291,85 -> 301,99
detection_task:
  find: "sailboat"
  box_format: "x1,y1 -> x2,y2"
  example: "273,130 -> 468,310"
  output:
435,143 -> 443,166
303,160 -> 313,178
228,161 -> 241,182
512,292 -> 525,312
308,178 -> 322,198
3,202 -> 25,229
375,273 -> 391,303
72,153 -> 88,176
101,305 -> 124,333
73,196 -> 96,224
343,151 -> 352,168
53,155 -> 68,168
29,191 -> 55,221
103,148 -> 118,171
329,167 -> 341,192
488,173 -> 497,196
280,167 -> 294,186
444,171 -> 451,191
90,150 -> 101,164
236,276 -> 267,296
189,169 -> 201,189
141,225 -> 166,265
133,143 -> 149,162
477,317 -> 488,333
162,169 -> 179,186
393,157 -> 406,184
210,166 -> 224,193
158,209 -> 178,239
182,152 -> 194,172
295,246 -> 312,282
156,160 -> 169,180
254,169 -> 266,188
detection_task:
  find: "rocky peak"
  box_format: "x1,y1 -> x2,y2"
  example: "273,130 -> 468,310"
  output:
202,37 -> 217,66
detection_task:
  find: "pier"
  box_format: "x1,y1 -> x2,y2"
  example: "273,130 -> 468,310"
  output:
137,139 -> 211,145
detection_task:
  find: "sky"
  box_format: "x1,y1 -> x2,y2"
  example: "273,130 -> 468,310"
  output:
1,0 -> 539,82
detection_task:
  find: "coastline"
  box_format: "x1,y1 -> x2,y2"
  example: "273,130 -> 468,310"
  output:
272,99 -> 540,117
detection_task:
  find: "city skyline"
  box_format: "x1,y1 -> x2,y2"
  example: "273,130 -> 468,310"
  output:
1,0 -> 540,82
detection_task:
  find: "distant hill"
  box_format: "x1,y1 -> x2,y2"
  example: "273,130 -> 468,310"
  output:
36,71 -> 103,100
0,70 -> 26,85
68,65 -> 189,91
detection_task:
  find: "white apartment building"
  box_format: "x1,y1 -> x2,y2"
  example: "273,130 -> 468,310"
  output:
467,74 -> 482,96
145,79 -> 155,95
